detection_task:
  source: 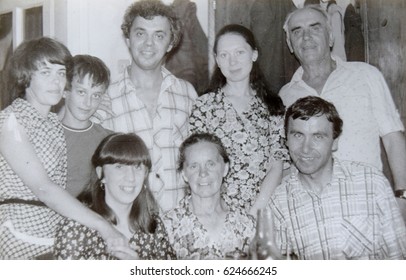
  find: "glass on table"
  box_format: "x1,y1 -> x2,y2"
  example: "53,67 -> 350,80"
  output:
254,208 -> 283,260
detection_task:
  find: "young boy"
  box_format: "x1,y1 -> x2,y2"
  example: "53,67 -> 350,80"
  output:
61,55 -> 112,197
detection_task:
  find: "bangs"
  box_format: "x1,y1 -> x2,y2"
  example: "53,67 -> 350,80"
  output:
97,135 -> 152,169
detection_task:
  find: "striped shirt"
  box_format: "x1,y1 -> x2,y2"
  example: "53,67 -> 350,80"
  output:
270,159 -> 406,260
101,67 -> 197,212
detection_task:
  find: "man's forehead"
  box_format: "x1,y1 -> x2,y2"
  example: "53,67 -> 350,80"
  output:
288,8 -> 328,29
289,115 -> 333,132
131,15 -> 170,30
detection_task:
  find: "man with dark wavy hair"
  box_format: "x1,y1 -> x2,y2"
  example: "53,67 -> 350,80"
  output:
101,0 -> 197,213
269,96 -> 406,260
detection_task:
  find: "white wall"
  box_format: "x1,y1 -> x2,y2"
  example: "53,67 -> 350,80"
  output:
0,0 -> 209,80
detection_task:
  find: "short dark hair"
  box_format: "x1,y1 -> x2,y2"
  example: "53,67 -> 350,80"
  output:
8,37 -> 73,100
121,0 -> 182,48
71,55 -> 110,91
284,96 -> 343,139
178,132 -> 230,172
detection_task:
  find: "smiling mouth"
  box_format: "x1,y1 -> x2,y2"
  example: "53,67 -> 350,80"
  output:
120,186 -> 136,193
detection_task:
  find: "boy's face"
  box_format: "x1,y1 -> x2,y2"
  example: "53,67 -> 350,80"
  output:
63,74 -> 106,127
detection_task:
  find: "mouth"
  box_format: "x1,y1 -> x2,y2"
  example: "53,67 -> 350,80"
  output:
120,186 -> 136,193
141,50 -> 155,58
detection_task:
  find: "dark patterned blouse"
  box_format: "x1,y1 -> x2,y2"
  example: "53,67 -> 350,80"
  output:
54,214 -> 176,260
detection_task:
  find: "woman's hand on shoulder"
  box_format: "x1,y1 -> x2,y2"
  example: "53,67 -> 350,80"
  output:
110,245 -> 140,260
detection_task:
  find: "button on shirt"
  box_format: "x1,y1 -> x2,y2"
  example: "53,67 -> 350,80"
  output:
279,57 -> 404,170
102,67 -> 197,212
270,159 -> 406,260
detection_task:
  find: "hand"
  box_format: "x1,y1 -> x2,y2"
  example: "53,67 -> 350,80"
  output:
99,94 -> 115,117
98,222 -> 128,253
110,245 -> 140,260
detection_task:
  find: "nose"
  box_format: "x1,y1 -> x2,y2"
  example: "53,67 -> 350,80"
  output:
145,34 -> 154,46
301,137 -> 312,154
229,54 -> 238,65
303,28 -> 310,40
198,166 -> 209,178
126,166 -> 137,182
83,94 -> 92,108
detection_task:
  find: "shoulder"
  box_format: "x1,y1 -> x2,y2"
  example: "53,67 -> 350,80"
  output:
106,72 -> 129,99
92,122 -> 114,136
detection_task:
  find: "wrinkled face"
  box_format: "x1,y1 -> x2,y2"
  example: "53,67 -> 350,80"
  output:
25,60 -> 66,108
287,115 -> 338,178
286,9 -> 333,64
97,163 -> 147,207
182,141 -> 229,199
215,33 -> 258,83
63,74 -> 106,127
126,15 -> 173,71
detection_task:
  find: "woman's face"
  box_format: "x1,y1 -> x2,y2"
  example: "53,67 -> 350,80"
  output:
97,163 -> 147,207
215,33 -> 258,84
25,60 -> 67,108
182,141 -> 229,199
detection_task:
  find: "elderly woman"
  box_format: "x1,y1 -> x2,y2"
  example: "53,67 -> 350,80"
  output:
163,133 -> 255,259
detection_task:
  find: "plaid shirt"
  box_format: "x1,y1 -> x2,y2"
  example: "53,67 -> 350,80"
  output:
270,159 -> 406,260
101,67 -> 197,212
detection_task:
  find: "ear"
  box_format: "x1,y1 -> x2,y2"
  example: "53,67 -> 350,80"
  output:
286,37 -> 294,53
96,166 -> 103,180
62,90 -> 68,99
329,32 -> 334,48
223,162 -> 230,178
252,50 -> 258,62
332,137 -> 339,152
166,43 -> 173,53
125,38 -> 131,49
181,170 -> 188,183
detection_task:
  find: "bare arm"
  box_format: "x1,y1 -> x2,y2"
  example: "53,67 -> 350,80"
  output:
249,160 -> 283,217
382,131 -> 406,191
0,115 -> 126,249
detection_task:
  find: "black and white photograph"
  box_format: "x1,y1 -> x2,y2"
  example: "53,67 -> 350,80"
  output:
0,0 -> 405,278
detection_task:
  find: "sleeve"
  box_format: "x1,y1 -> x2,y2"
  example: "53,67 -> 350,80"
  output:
153,216 -> 177,260
269,115 -> 290,165
376,178 -> 406,259
188,96 -> 211,135
54,219 -> 91,260
366,66 -> 404,136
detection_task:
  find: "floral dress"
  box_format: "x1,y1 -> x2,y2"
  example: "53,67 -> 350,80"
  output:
163,195 -> 256,260
189,89 -> 289,210
54,214 -> 176,260
0,98 -> 67,259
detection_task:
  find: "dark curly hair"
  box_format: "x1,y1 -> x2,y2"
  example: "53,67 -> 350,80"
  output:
121,0 -> 182,49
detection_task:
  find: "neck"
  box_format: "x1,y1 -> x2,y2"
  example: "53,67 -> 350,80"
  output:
128,64 -> 163,88
223,81 -> 252,97
190,194 -> 225,217
62,114 -> 92,130
302,56 -> 336,82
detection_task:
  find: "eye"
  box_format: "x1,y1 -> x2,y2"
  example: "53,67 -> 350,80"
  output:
155,33 -> 164,40
114,164 -> 123,169
92,93 -> 102,99
39,70 -> 51,76
188,163 -> 198,170
236,50 -> 245,56
293,132 -> 303,139
58,71 -> 66,78
314,134 -> 324,140
135,31 -> 145,37
77,90 -> 86,96
218,53 -> 227,59
207,161 -> 216,169
292,29 -> 302,37
134,164 -> 143,170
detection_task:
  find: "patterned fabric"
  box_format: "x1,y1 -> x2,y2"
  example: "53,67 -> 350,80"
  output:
63,122 -> 112,197
279,56 -> 404,170
100,67 -> 197,212
189,89 -> 289,210
270,159 -> 406,260
163,195 -> 256,260
54,214 -> 176,260
0,98 -> 67,259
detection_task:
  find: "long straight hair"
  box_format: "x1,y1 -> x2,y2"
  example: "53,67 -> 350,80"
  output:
78,133 -> 159,233
208,24 -> 285,116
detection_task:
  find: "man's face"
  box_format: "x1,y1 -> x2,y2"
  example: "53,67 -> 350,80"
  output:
126,15 -> 173,71
286,9 -> 333,64
287,115 -> 338,178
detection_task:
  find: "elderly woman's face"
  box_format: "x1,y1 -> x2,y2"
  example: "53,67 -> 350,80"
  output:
182,141 -> 229,199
